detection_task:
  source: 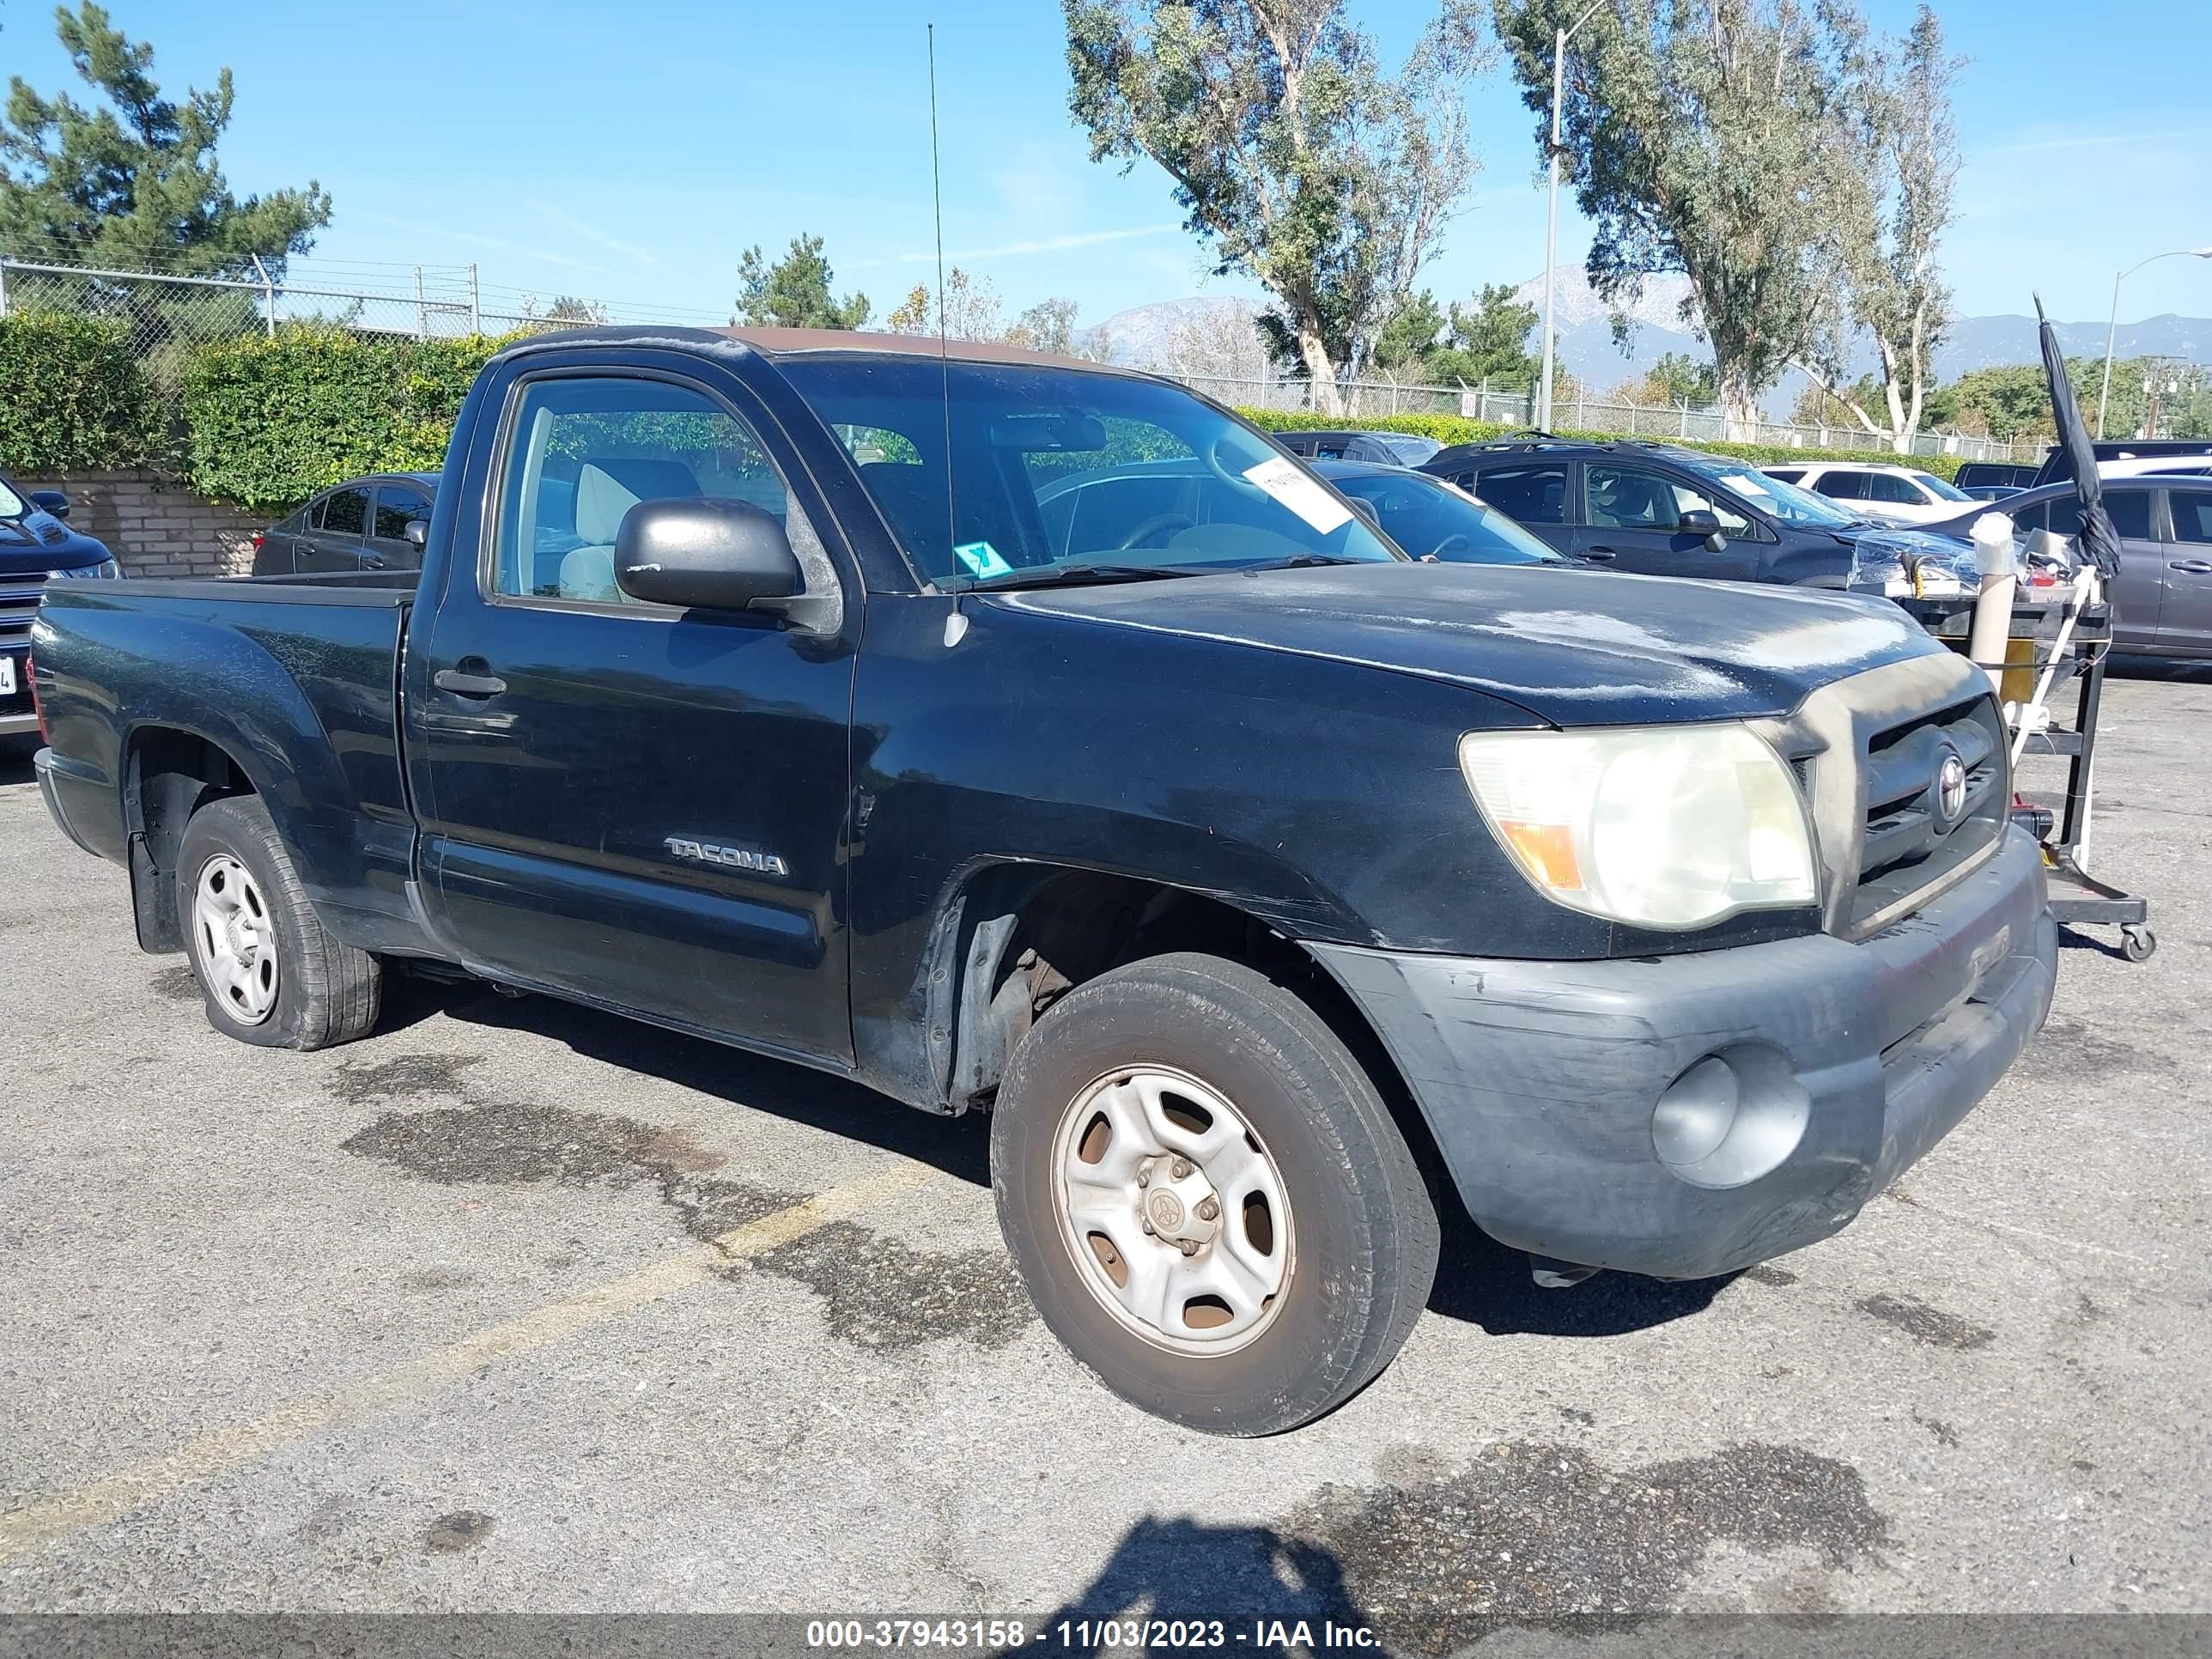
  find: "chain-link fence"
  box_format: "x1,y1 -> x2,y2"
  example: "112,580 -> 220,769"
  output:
1,253 -> 2034,462
0,256 -> 725,394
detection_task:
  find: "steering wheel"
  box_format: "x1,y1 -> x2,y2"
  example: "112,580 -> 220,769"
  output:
1117,512 -> 1197,550
1428,533 -> 1473,559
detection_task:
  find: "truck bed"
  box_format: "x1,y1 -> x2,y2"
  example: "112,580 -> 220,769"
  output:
34,574 -> 422,952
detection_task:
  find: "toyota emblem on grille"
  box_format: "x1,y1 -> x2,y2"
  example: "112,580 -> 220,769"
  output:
1934,748 -> 1968,828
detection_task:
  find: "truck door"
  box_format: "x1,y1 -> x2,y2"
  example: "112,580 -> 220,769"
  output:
409,361 -> 857,1065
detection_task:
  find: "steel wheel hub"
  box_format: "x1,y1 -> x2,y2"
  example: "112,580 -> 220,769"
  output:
1051,1065 -> 1292,1355
193,854 -> 278,1026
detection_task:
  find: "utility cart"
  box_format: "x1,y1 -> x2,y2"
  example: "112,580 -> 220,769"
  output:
1898,578 -> 2155,962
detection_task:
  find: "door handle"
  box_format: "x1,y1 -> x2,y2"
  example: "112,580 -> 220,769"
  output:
1582,546 -> 1618,561
362,554 -> 387,570
434,668 -> 507,698
2168,560 -> 2212,574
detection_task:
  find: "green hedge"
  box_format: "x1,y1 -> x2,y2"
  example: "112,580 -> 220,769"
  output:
180,327 -> 508,509
0,311 -> 163,471
1243,406 -> 1978,482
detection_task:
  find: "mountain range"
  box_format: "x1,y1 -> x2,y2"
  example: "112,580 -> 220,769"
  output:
1090,269 -> 2212,419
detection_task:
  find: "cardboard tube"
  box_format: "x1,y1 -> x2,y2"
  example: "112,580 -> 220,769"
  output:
1969,572 -> 2016,695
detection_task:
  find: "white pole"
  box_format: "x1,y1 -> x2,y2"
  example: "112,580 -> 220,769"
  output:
1536,3 -> 1604,435
2100,248 -> 2212,439
414,266 -> 428,340
250,254 -> 275,338
469,263 -> 481,336
1538,26 -> 1564,433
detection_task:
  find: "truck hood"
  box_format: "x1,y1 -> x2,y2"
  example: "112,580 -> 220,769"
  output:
990,562 -> 1942,726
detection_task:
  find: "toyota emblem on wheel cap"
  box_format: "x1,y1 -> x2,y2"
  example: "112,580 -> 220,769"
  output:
1934,748 -> 1968,828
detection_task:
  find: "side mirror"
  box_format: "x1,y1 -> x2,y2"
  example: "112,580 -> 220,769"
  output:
1679,507 -> 1728,551
403,519 -> 430,550
30,489 -> 70,520
614,496 -> 803,615
1346,496 -> 1381,529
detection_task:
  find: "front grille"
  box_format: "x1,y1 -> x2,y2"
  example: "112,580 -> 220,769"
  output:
1849,695 -> 2006,933
0,586 -> 39,642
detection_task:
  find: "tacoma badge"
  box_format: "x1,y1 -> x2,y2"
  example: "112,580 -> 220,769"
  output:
664,836 -> 788,876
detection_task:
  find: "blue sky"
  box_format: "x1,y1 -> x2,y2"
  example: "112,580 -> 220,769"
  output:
6,0 -> 2211,332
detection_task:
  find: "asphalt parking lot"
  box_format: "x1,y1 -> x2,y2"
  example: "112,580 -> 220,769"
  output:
1,673 -> 2207,1646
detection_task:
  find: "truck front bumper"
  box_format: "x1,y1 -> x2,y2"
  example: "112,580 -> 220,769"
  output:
1310,825 -> 2056,1279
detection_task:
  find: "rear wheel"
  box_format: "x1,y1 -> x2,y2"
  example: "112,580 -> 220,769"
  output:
991,951 -> 1437,1435
176,796 -> 382,1050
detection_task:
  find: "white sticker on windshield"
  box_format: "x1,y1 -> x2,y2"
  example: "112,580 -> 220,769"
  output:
1243,456 -> 1353,533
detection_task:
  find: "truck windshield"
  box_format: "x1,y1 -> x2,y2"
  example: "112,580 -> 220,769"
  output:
776,356 -> 1401,586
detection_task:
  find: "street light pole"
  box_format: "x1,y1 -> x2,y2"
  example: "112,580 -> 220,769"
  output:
1537,0 -> 1605,434
2098,246 -> 2212,438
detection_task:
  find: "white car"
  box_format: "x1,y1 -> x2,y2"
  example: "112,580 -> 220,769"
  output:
1759,461 -> 1978,525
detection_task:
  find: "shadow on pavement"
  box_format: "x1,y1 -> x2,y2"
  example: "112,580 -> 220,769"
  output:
434,975 -> 993,1188
1028,1514 -> 1390,1657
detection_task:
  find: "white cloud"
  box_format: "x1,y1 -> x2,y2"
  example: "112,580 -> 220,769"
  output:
532,202 -> 659,265
1978,124 -> 2212,157
853,222 -> 1182,269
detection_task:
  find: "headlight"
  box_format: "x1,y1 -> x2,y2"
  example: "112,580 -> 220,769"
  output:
1458,723 -> 1816,930
48,560 -> 121,580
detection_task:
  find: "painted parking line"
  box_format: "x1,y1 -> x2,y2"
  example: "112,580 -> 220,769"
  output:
0,1165 -> 933,1564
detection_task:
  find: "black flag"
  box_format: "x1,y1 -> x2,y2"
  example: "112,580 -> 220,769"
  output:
2038,294 -> 2120,579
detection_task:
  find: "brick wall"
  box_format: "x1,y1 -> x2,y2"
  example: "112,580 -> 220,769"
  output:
13,468 -> 266,579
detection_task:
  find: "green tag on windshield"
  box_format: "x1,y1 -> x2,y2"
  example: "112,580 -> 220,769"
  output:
955,540 -> 1013,579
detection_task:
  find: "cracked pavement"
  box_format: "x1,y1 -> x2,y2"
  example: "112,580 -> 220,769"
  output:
1,672 -> 2206,1645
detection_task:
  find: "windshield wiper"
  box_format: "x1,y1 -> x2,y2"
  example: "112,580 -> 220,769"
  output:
1236,553 -> 1373,571
962,562 -> 1201,592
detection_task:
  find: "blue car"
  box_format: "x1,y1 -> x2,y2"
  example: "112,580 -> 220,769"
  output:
3,475 -> 119,742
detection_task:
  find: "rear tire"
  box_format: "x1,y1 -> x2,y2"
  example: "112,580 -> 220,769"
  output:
991,951 -> 1437,1435
176,795 -> 382,1050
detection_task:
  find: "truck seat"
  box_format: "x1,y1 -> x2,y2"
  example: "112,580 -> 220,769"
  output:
559,459 -> 702,602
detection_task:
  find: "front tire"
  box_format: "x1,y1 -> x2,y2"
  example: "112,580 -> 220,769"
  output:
992,951 -> 1437,1435
176,795 -> 382,1050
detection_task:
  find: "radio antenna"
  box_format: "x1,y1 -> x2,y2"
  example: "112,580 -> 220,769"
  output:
928,22 -> 957,581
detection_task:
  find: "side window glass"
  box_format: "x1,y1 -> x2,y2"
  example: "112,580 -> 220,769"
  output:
1585,465 -> 1677,529
2165,491 -> 2212,544
307,495 -> 330,532
2047,496 -> 2082,538
2008,501 -> 2045,534
1814,472 -> 1867,500
2105,490 -> 2152,540
372,489 -> 429,543
494,376 -> 789,604
1668,479 -> 1750,536
1867,472 -> 1922,505
322,488 -> 368,538
1472,465 -> 1566,524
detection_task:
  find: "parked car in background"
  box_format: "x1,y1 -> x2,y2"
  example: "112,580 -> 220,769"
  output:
1311,459 -> 1571,566
2,474 -> 120,744
1273,428 -> 1444,467
1922,477 -> 2210,658
1421,438 -> 1887,586
2030,440 -> 2212,488
1759,461 -> 1977,525
1953,462 -> 2039,500
252,472 -> 438,577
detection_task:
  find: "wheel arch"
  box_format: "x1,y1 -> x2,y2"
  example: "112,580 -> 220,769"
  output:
122,722 -> 267,953
921,859 -> 1438,1183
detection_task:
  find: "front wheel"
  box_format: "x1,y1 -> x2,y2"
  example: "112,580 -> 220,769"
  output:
991,951 -> 1437,1435
175,795 -> 382,1050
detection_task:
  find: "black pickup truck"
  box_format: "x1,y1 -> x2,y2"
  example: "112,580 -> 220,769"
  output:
30,327 -> 2057,1434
